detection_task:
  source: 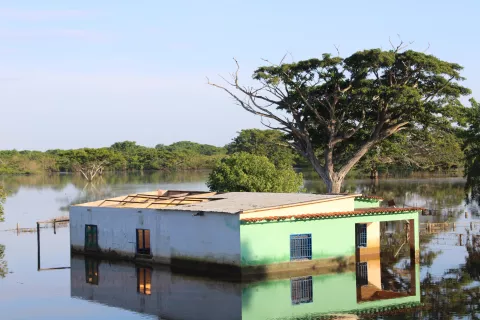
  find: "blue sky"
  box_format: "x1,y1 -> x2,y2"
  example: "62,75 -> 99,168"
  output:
1,0 -> 479,150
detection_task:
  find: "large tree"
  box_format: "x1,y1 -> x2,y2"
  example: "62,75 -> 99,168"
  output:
70,148 -> 123,181
209,45 -> 470,192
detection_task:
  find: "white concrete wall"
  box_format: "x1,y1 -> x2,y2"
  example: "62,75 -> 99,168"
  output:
70,206 -> 241,266
70,257 -> 242,320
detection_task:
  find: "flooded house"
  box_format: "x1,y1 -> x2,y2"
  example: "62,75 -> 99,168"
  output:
69,190 -> 421,277
71,255 -> 421,319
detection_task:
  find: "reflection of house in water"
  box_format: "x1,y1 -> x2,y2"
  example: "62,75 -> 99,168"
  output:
70,190 -> 421,277
70,255 -> 421,319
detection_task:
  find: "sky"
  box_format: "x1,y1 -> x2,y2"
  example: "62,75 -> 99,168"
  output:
0,0 -> 479,150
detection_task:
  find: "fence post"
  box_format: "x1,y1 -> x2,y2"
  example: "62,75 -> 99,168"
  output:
37,222 -> 41,271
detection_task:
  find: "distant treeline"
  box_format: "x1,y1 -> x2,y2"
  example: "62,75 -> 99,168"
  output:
0,141 -> 226,174
0,127 -> 467,176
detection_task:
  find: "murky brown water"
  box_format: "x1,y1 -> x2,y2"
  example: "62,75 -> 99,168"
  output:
0,172 -> 478,319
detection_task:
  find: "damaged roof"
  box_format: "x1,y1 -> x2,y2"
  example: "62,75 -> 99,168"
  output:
73,190 -> 359,214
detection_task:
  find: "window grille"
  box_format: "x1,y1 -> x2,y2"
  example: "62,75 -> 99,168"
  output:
137,267 -> 152,295
356,262 -> 368,286
357,224 -> 367,248
290,234 -> 312,261
85,225 -> 98,250
291,276 -> 313,304
136,229 -> 151,255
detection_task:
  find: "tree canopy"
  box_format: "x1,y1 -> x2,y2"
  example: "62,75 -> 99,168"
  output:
207,152 -> 303,192
360,127 -> 464,174
210,45 -> 471,192
226,129 -> 297,168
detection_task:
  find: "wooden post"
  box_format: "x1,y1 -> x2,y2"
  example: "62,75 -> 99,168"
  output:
16,223 -> 19,235
465,212 -> 468,218
408,219 -> 417,264
459,234 -> 463,246
37,222 -> 41,271
53,219 -> 56,235
453,223 -> 456,231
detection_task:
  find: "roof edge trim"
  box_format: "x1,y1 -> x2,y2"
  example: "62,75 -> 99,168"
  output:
240,207 -> 423,223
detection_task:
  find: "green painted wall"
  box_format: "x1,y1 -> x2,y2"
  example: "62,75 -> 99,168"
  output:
241,264 -> 421,319
240,212 -> 419,266
354,198 -> 381,209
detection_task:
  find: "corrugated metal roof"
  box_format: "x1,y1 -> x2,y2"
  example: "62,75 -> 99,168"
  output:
73,190 -> 360,214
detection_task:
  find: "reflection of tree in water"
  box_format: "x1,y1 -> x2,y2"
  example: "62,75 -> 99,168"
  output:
0,171 -> 210,198
385,239 -> 480,319
58,178 -> 111,212
0,244 -> 7,278
465,168 -> 480,217
305,173 -> 466,213
0,185 -> 5,222
56,170 -> 210,211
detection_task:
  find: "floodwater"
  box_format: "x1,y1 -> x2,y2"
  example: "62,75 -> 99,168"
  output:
0,171 -> 479,319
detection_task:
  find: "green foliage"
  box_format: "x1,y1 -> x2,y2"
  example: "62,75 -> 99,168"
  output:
207,152 -> 303,192
0,150 -> 56,174
0,141 -> 226,175
463,99 -> 480,203
360,128 -> 464,173
161,141 -> 226,156
226,129 -> 297,168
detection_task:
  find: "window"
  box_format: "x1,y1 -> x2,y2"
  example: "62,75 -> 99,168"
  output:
85,225 -> 98,250
137,267 -> 152,295
291,276 -> 313,304
136,229 -> 151,255
357,224 -> 367,248
85,259 -> 99,285
290,234 -> 312,261
356,262 -> 368,286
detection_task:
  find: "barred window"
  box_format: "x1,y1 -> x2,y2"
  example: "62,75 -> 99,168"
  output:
290,234 -> 312,261
357,224 -> 367,248
85,225 -> 98,250
356,262 -> 368,286
291,276 -> 313,305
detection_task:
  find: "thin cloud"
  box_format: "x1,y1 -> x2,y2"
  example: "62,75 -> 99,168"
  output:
0,8 -> 91,20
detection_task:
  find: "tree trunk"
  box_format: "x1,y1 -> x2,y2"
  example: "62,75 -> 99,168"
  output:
307,153 -> 344,194
329,179 -> 342,193
323,174 -> 343,193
